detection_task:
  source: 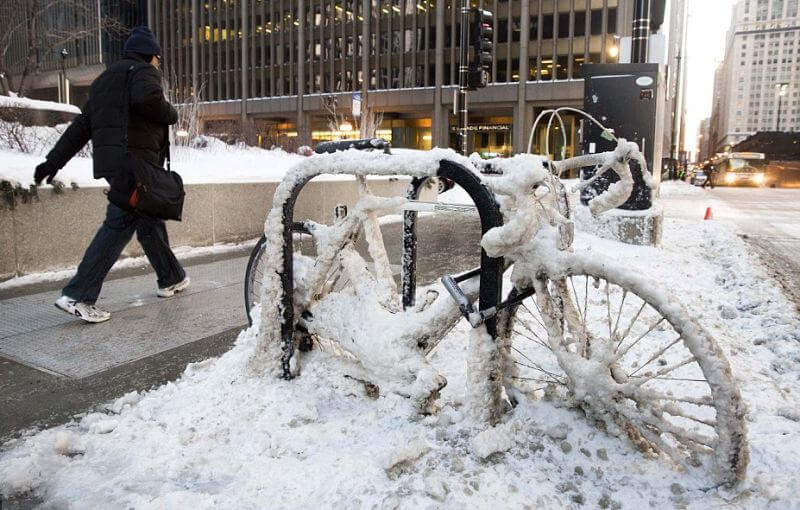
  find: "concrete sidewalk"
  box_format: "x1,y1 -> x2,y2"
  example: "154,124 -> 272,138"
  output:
0,252 -> 252,441
0,210 -> 484,443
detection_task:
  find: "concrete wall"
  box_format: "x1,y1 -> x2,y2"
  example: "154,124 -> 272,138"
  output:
0,177 -> 436,281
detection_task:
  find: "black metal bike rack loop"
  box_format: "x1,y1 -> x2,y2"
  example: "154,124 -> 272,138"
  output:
277,157 -> 504,380
402,160 -> 504,334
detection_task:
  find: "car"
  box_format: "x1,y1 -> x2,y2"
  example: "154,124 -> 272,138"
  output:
690,170 -> 708,186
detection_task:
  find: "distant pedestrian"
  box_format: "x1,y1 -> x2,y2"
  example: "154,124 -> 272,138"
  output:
702,165 -> 716,189
34,27 -> 189,323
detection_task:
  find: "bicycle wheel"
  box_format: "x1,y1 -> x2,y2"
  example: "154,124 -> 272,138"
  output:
500,262 -> 748,487
244,235 -> 267,325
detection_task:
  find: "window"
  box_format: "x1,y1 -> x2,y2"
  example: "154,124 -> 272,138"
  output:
512,18 -> 521,42
558,13 -> 570,38
496,59 -> 507,81
590,9 -> 603,35
543,13 -> 554,39
530,15 -> 540,40
557,55 -> 568,79
607,8 -> 617,34
572,55 -> 585,78
574,11 -> 586,37
770,0 -> 784,19
498,19 -> 509,43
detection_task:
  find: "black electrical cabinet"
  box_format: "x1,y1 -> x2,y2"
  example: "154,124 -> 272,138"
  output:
581,63 -> 664,210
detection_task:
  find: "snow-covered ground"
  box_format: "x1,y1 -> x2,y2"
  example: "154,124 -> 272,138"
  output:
1,181 -> 799,508
0,129 -> 305,188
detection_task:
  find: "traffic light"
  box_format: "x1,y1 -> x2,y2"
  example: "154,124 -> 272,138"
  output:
468,8 -> 493,89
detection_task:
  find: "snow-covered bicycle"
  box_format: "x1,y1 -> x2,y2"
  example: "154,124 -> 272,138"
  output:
244,136 -> 748,487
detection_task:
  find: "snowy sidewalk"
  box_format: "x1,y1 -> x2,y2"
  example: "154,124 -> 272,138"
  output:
0,252 -> 252,439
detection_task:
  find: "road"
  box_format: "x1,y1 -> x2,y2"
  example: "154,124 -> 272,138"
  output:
662,186 -> 800,309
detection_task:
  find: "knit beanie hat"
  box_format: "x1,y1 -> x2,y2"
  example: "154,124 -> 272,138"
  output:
123,27 -> 162,57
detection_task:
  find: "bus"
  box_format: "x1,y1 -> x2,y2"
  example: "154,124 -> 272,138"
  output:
704,152 -> 768,187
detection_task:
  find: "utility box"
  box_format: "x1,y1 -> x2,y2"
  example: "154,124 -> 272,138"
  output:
581,63 -> 665,210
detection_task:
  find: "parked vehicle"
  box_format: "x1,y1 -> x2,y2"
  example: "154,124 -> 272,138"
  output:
690,170 -> 708,186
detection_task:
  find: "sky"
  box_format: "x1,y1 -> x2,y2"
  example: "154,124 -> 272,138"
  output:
683,0 -> 738,153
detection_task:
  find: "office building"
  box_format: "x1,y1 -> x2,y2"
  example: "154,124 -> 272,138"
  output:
710,0 -> 800,152
149,0 -> 639,155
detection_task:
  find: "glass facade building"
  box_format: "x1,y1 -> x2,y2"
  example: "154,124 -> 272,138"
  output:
151,0 -> 633,155
5,0 -> 147,106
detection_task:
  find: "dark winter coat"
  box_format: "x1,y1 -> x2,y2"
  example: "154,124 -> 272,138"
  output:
45,53 -> 177,180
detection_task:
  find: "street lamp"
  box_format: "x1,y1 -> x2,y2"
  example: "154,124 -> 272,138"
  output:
776,82 -> 789,131
607,35 -> 621,62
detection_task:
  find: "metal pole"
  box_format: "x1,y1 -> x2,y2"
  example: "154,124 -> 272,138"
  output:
631,0 -> 650,64
97,0 -> 103,64
776,95 -> 782,131
456,1 -> 469,155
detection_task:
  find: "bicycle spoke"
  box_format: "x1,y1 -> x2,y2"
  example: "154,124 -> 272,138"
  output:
513,328 -> 551,352
614,398 -> 716,449
615,301 -> 647,352
660,402 -> 717,428
515,315 -> 547,343
616,334 -> 682,366
521,302 -> 547,332
648,377 -> 708,382
512,360 -> 564,384
630,355 -> 697,382
630,388 -> 715,407
606,281 -> 613,340
510,376 -> 563,386
569,276 -> 584,324
511,347 -> 564,384
616,317 -> 666,359
629,418 -> 687,466
612,288 -> 628,340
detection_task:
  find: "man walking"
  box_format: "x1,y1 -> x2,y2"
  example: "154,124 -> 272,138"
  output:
702,165 -> 716,189
34,27 -> 189,323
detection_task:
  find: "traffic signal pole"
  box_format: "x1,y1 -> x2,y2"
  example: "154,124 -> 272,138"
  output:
456,0 -> 470,156
457,6 -> 492,155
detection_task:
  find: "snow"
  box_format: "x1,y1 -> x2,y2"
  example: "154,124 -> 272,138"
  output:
2,158 -> 800,507
0,238 -> 258,291
0,130 -> 306,188
0,94 -> 81,114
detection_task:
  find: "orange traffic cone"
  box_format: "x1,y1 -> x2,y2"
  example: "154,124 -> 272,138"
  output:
704,207 -> 713,220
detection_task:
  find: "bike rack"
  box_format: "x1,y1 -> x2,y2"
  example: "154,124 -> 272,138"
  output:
276,144 -> 504,380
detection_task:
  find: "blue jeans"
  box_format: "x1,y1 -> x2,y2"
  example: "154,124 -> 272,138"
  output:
62,201 -> 186,304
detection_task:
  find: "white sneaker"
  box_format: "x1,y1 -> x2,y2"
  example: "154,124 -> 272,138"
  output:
55,295 -> 111,323
157,276 -> 190,298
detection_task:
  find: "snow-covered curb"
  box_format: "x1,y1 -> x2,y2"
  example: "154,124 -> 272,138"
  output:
0,239 -> 258,292
0,94 -> 81,115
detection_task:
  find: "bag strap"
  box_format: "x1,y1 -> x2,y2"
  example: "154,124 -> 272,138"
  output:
122,63 -> 174,173
121,63 -> 145,154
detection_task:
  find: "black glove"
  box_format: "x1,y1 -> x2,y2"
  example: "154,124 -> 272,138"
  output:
34,160 -> 58,185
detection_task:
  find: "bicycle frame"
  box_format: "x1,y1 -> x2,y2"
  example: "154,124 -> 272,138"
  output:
273,158 -> 504,380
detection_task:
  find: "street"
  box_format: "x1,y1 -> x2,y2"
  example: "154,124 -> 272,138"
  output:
662,186 -> 800,309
